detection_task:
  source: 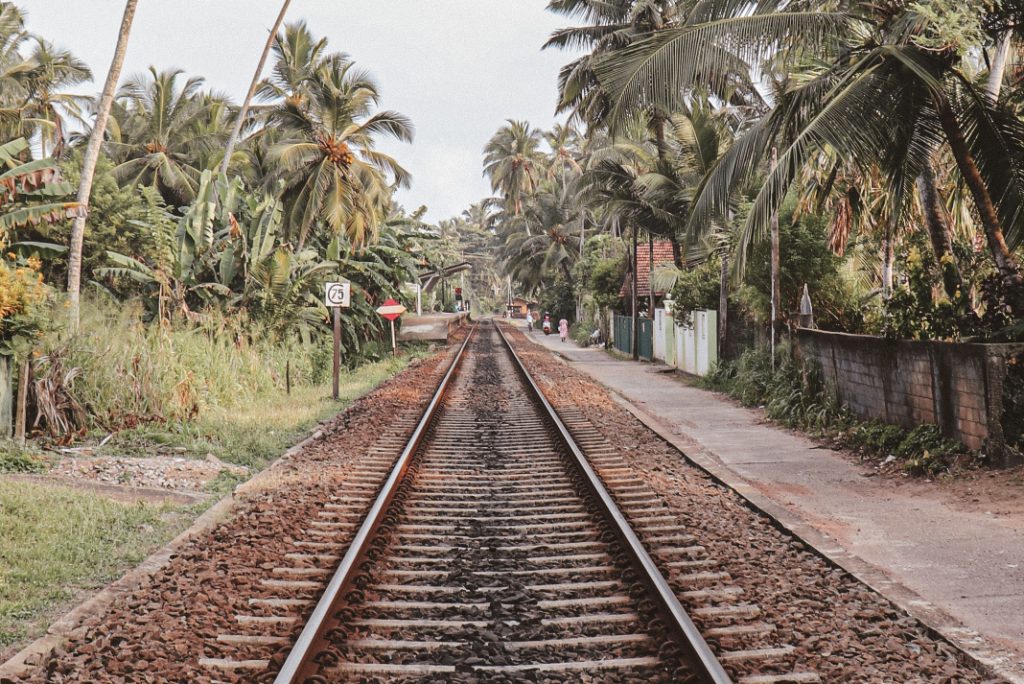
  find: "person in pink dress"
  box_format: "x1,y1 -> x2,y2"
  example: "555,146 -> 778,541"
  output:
558,317 -> 569,342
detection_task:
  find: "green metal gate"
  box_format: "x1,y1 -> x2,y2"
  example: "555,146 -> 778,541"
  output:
638,318 -> 653,360
612,315 -> 653,360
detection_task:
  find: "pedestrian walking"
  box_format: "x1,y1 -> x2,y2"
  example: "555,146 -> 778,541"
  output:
558,317 -> 569,343
526,311 -> 534,332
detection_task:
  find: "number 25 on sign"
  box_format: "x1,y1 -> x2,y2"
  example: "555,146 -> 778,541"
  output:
325,281 -> 350,400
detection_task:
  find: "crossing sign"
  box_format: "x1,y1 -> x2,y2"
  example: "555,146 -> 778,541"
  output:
376,298 -> 406,355
325,281 -> 350,308
375,298 -> 406,321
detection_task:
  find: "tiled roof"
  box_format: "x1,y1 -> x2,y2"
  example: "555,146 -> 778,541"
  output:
620,241 -> 676,298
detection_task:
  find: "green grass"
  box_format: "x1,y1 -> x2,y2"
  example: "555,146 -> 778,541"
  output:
0,481 -> 186,650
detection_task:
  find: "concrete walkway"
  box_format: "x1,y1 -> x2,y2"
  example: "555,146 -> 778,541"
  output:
522,327 -> 1024,681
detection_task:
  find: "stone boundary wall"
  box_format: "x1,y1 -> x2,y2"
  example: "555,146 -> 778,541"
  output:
796,329 -> 1023,465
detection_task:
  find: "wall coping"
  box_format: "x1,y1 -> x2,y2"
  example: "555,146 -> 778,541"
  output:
796,328 -> 1024,356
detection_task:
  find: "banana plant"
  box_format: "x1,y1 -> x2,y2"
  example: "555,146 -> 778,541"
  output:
98,170 -> 234,321
216,189 -> 283,293
0,137 -> 84,235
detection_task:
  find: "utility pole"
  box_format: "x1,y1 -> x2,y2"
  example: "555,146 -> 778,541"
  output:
770,146 -> 781,370
631,225 -> 639,361
719,249 -> 729,360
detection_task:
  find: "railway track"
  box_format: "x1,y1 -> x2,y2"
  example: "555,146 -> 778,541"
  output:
269,322 -> 730,682
14,321 -> 999,683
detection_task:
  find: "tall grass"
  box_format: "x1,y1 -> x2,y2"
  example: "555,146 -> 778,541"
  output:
20,298 -> 422,469
53,301 -> 320,428
110,355 -> 413,470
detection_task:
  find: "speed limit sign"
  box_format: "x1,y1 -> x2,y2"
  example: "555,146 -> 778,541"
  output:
325,281 -> 350,308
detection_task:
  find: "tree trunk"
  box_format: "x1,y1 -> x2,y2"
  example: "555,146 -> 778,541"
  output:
653,114 -> 685,269
0,358 -> 11,438
935,92 -> 1024,314
14,357 -> 30,444
881,230 -> 894,297
67,0 -> 140,331
916,167 -> 961,299
220,0 -> 292,175
669,234 -> 683,269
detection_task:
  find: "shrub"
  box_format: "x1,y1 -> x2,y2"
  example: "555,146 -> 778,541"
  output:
743,203 -> 864,332
893,424 -> 965,475
570,322 -> 597,346
0,442 -> 48,473
669,256 -> 720,324
846,421 -> 905,455
704,345 -> 968,475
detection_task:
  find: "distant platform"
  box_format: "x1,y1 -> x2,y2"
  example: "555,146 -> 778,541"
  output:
398,312 -> 471,342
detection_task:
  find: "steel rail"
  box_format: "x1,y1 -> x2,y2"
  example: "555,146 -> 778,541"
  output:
273,324 -> 478,684
494,322 -> 733,684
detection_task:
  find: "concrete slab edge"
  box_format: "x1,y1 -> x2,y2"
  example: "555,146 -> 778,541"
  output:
0,421 -> 328,679
533,340 -> 1023,684
1,473 -> 211,506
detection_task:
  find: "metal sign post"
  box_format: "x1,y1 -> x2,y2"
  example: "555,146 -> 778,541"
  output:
376,298 -> 406,356
325,281 -> 351,400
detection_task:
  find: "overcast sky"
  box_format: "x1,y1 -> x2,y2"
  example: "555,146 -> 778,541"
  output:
16,1 -> 581,221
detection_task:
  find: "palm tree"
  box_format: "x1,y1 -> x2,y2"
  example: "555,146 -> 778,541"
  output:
256,20 -> 330,114
544,122 -> 583,190
595,0 -> 1024,313
483,120 -> 543,216
22,38 -> 92,158
0,3 -> 32,142
268,52 -> 413,250
107,67 -> 227,207
68,0 -> 140,330
501,184 -> 584,287
544,0 -> 691,127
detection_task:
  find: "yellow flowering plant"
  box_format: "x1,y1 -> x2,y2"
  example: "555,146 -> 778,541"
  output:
0,252 -> 52,356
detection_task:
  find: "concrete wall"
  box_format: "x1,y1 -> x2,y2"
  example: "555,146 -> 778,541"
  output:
653,309 -> 668,361
658,308 -> 718,377
796,329 -> 1023,463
